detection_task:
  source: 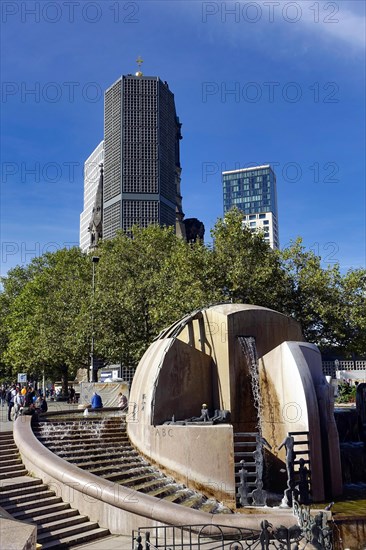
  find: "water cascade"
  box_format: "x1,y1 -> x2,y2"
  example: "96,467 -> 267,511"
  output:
32,413 -> 231,514
236,336 -> 270,506
237,336 -> 263,435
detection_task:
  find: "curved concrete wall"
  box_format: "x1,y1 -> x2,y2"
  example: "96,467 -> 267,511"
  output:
13,414 -> 295,534
259,341 -> 324,500
127,304 -> 342,503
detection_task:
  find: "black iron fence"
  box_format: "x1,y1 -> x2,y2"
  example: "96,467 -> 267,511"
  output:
132,500 -> 333,550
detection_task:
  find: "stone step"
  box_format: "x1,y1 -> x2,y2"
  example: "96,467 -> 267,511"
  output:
164,490 -> 193,505
35,428 -> 125,436
36,425 -> 126,433
0,433 -> 16,440
57,448 -> 137,459
40,526 -> 111,549
179,493 -> 205,509
0,468 -> 28,480
34,420 -> 124,426
5,495 -> 63,514
31,508 -> 80,525
45,441 -> 131,451
101,469 -> 149,484
37,513 -> 90,534
75,458 -> 144,470
116,471 -> 157,487
1,457 -> 22,467
0,441 -> 17,450
0,436 -> 14,448
32,416 -> 232,517
0,478 -> 44,496
0,453 -> 20,462
0,462 -> 25,474
80,461 -> 140,472
87,461 -> 146,476
133,477 -> 172,494
13,501 -> 71,520
148,484 -> 177,499
37,520 -> 100,544
0,488 -> 56,506
36,421 -> 124,429
38,436 -> 129,449
234,453 -> 256,460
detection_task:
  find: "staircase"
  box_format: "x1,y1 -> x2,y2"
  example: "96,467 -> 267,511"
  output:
33,415 -> 232,514
233,432 -> 259,506
0,430 -> 111,549
288,430 -> 312,498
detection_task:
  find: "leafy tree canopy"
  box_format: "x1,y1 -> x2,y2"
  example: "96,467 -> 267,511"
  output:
1,214 -> 365,387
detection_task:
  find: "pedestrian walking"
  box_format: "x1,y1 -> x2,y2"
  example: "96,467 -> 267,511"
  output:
7,385 -> 17,421
0,385 -> 6,407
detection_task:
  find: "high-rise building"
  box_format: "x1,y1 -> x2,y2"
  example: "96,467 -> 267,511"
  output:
102,71 -> 185,240
80,141 -> 104,252
222,164 -> 279,249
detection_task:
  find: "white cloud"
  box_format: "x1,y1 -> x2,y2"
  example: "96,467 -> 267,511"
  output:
298,0 -> 365,51
171,0 -> 365,57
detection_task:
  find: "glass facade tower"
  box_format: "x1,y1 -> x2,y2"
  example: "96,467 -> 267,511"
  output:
103,74 -> 184,239
222,164 -> 279,249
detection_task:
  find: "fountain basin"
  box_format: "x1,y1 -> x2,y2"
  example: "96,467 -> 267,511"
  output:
14,412 -> 296,535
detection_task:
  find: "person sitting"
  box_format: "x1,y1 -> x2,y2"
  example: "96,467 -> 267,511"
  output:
23,403 -> 37,416
118,393 -> 128,410
91,392 -> 103,409
68,386 -> 76,404
40,397 -> 48,413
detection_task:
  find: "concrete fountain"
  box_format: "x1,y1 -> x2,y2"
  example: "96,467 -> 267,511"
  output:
128,304 -> 342,507
13,304 -> 365,548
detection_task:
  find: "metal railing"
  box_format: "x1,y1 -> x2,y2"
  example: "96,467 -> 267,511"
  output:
132,509 -> 333,550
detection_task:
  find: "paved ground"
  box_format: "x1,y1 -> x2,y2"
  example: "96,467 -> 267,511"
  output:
0,401 -> 133,550
0,399 -> 80,431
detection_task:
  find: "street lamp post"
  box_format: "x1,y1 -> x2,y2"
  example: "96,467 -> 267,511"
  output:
90,256 -> 99,383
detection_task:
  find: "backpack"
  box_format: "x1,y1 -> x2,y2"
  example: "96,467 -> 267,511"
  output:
6,390 -> 12,404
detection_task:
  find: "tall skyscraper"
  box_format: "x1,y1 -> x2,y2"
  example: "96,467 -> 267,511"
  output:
103,69 -> 185,240
222,164 -> 279,249
80,141 -> 104,252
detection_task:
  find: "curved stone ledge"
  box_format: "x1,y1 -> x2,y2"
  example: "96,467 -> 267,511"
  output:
13,413 -> 295,535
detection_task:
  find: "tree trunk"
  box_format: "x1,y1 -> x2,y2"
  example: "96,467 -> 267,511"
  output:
60,364 -> 69,396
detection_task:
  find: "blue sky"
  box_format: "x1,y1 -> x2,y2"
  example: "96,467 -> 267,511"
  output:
1,0 -> 365,277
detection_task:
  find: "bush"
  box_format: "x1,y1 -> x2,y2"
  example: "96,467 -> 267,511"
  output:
336,382 -> 357,403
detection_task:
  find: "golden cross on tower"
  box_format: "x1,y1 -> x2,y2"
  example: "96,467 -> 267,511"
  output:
135,56 -> 143,76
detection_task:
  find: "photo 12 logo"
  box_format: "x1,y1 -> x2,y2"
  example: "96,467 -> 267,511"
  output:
201,81 -> 340,104
201,2 -> 340,24
201,161 -> 340,184
1,1 -> 140,24
1,81 -> 103,104
2,242 -> 79,265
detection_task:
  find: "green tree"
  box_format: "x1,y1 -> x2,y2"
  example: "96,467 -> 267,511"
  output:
280,238 -> 348,350
93,224 -> 221,367
211,208 -> 291,310
338,268 -> 366,355
0,261 -> 48,382
3,248 -> 90,393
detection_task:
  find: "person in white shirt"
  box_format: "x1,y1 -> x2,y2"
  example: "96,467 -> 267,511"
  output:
13,389 -> 24,420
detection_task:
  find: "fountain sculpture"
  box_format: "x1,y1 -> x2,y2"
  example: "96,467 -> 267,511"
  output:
128,304 -> 343,506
